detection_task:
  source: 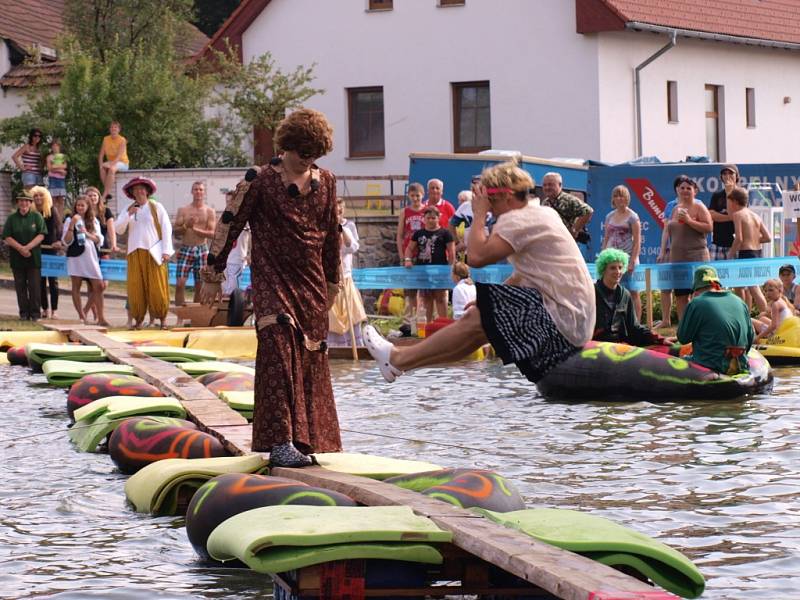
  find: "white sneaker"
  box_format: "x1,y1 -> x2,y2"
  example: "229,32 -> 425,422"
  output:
363,324 -> 403,383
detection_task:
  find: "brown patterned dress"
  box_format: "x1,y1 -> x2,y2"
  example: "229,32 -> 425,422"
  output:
211,164 -> 342,453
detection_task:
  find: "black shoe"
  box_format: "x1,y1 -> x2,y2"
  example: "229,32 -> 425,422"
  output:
269,442 -> 313,468
399,324 -> 412,337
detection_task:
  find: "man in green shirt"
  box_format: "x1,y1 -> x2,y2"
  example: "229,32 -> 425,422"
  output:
2,195 -> 47,320
677,266 -> 755,375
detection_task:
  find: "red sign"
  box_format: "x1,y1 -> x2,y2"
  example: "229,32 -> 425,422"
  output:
626,178 -> 668,228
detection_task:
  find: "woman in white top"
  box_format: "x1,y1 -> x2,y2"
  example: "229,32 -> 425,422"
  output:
451,261 -> 476,319
364,161 -> 595,383
115,177 -> 174,329
62,195 -> 106,325
328,198 -> 366,344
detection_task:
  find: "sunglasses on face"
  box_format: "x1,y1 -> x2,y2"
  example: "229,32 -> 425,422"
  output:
296,150 -> 317,160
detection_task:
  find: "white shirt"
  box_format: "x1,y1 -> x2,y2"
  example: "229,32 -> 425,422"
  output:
452,279 -> 476,318
340,219 -> 360,278
228,228 -> 250,264
493,203 -> 595,346
115,200 -> 174,265
452,200 -> 490,250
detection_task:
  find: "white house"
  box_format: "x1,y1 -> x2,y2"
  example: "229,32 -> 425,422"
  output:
199,0 -> 800,176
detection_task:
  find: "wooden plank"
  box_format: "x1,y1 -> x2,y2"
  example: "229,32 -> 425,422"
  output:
271,467 -> 666,600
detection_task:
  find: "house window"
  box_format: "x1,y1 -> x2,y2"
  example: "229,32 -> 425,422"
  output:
368,0 -> 392,10
746,87 -> 756,128
439,0 -> 465,6
705,84 -> 721,162
452,81 -> 491,153
348,86 -> 385,158
667,81 -> 678,123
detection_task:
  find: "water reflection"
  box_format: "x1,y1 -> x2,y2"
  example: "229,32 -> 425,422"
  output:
0,361 -> 798,599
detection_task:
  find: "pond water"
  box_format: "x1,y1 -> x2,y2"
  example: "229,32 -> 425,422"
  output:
1,359 -> 799,599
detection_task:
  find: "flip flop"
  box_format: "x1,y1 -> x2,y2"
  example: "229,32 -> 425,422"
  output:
362,325 -> 403,383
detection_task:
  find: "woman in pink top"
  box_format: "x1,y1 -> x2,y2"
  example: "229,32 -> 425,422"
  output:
364,162 -> 596,383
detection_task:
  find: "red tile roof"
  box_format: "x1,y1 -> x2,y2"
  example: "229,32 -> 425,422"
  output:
0,60 -> 64,88
0,0 -> 64,53
578,0 -> 800,46
0,1 -> 208,87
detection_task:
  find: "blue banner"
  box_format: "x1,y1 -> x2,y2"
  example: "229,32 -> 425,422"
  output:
43,255 -> 799,292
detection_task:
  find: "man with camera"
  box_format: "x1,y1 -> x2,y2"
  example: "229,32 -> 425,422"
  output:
541,172 -> 593,243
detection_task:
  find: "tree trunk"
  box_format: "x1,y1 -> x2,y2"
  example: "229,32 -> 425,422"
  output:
253,126 -> 274,166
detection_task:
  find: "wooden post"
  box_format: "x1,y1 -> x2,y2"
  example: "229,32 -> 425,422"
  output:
645,268 -> 653,329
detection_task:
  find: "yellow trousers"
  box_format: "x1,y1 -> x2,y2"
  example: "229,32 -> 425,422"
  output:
128,249 -> 169,322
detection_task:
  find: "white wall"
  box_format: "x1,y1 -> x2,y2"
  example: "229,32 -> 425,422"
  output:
112,168 -> 247,218
597,30 -> 800,164
241,0 -> 602,178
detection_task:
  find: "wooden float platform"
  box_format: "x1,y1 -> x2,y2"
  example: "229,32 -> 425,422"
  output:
48,324 -> 675,600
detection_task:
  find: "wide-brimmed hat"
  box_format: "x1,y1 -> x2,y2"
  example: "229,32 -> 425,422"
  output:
720,164 -> 739,177
692,265 -> 721,291
15,195 -> 32,203
122,177 -> 157,199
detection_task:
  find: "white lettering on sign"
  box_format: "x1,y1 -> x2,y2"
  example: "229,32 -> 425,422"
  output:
783,191 -> 800,219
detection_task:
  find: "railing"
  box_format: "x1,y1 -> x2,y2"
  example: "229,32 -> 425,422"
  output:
337,174 -> 408,215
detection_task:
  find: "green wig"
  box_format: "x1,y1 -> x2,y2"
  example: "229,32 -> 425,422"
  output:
596,248 -> 629,277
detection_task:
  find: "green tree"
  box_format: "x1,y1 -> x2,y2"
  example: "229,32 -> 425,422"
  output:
211,47 -> 324,154
64,0 -> 195,62
0,46 -> 246,191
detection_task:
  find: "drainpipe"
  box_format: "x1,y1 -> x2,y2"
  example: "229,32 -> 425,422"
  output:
634,30 -> 677,158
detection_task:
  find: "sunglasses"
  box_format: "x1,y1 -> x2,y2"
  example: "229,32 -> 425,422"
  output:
295,150 -> 317,160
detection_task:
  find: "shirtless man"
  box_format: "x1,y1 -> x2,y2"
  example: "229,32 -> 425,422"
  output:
173,181 -> 217,310
727,186 -> 769,313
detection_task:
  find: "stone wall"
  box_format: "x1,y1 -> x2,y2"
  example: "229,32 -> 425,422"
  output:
350,215 -> 398,310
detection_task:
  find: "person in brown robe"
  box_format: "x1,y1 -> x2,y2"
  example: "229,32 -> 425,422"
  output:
199,109 -> 342,467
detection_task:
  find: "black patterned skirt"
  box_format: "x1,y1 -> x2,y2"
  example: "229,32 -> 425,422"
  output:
476,283 -> 580,382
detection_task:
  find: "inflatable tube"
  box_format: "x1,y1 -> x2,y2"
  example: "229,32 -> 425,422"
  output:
6,346 -> 28,366
186,473 -> 357,559
475,508 -> 705,599
536,341 -> 773,401
109,417 -> 228,474
384,468 -> 525,513
198,371 -> 255,394
756,316 -> 800,365
125,454 -> 269,515
206,505 -> 450,573
67,374 -> 164,420
227,288 -> 246,326
69,396 -> 186,452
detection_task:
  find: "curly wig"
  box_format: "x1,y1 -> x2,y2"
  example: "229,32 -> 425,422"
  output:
275,108 -> 334,159
596,248 -> 629,276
